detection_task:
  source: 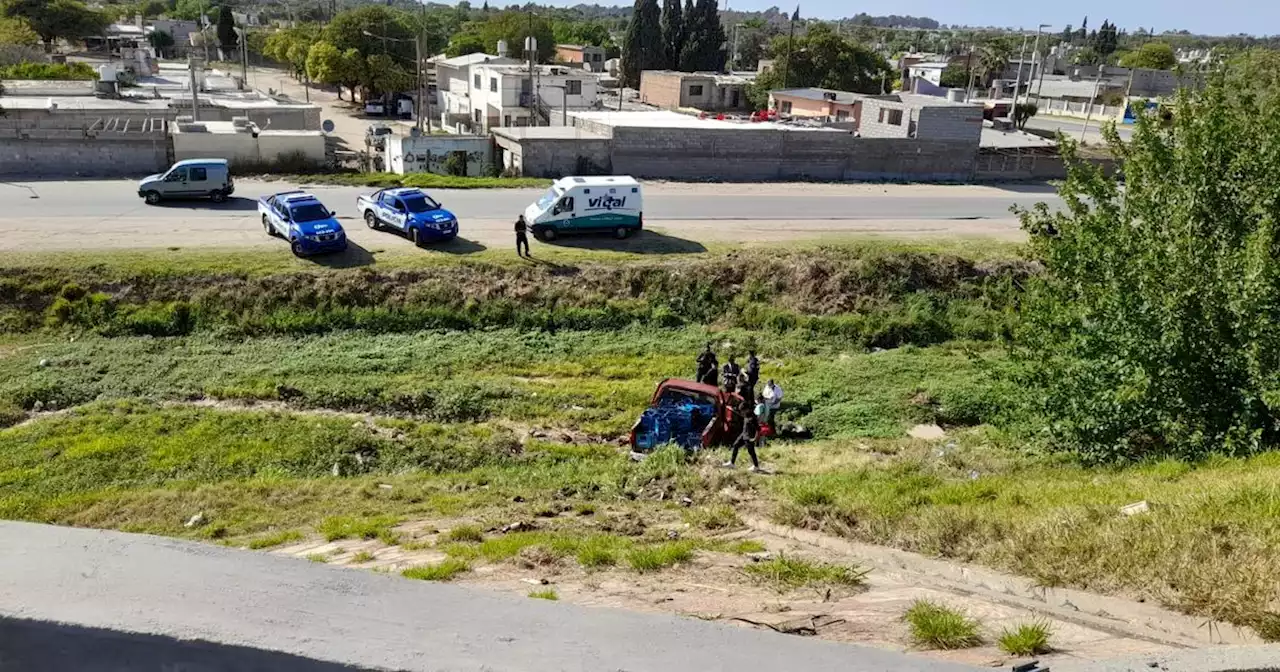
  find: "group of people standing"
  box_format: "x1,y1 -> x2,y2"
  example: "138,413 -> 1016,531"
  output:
694,343 -> 784,472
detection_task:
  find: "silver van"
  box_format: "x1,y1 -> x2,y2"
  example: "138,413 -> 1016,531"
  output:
137,159 -> 234,205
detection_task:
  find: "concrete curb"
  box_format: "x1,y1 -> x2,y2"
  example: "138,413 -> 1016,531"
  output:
743,517 -> 1260,649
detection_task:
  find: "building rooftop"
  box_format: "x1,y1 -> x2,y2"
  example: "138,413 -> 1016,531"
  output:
485,63 -> 603,78
980,127 -> 1056,149
0,95 -> 171,111
642,70 -> 751,85
556,44 -> 603,51
771,88 -> 858,104
569,110 -> 837,131
435,52 -> 520,68
492,126 -> 608,140
909,61 -> 952,70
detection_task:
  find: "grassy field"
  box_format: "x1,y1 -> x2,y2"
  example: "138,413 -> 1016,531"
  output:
2,240 -> 1279,638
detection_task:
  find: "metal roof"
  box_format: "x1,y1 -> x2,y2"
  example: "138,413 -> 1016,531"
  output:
554,175 -> 640,189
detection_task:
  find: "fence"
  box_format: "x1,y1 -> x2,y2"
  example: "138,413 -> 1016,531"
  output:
0,117 -> 170,177
1029,96 -> 1124,121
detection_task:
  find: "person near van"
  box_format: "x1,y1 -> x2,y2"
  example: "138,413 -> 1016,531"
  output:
737,372 -> 755,409
695,343 -> 718,386
744,350 -> 760,389
514,215 -> 530,257
724,406 -> 761,472
722,356 -> 741,395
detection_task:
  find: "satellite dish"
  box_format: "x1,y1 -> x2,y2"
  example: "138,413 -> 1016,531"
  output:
321,119 -> 335,133
409,127 -> 421,137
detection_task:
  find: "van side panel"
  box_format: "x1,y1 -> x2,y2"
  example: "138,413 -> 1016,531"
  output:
571,187 -> 642,231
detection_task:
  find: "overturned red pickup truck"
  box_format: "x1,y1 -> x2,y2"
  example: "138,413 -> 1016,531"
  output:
629,379 -> 747,452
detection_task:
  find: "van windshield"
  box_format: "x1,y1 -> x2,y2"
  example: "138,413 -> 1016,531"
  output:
535,187 -> 561,211
290,203 -> 332,222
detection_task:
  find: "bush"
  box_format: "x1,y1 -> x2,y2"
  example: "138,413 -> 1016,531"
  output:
903,600 -> 982,649
0,62 -> 98,80
402,558 -> 469,581
998,621 -> 1053,656
1014,75 -> 1280,463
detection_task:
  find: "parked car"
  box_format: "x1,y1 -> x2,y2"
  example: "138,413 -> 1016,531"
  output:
258,191 -> 346,257
364,100 -> 386,116
137,158 -> 234,205
365,123 -> 393,150
523,175 -> 643,241
629,379 -> 745,453
357,187 -> 458,246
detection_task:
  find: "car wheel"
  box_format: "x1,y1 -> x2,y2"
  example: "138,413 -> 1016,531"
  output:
364,211 -> 379,230
290,239 -> 305,257
614,226 -> 630,240
262,215 -> 274,237
210,190 -> 227,204
411,227 -> 424,247
144,191 -> 161,205
540,227 -> 558,242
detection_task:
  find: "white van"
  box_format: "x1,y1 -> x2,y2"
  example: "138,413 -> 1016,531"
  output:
137,159 -> 234,205
523,176 -> 643,241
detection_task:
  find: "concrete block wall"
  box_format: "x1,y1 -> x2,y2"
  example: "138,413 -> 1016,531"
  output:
639,71 -> 688,109
512,138 -> 611,178
0,134 -> 168,177
858,99 -> 911,138
914,105 -> 983,143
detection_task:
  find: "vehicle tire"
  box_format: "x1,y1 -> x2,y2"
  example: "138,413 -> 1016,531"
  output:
144,191 -> 161,205
614,226 -> 630,240
210,190 -> 227,204
411,227 -> 424,247
540,227 -> 558,242
364,210 -> 379,230
290,239 -> 305,257
262,215 -> 274,237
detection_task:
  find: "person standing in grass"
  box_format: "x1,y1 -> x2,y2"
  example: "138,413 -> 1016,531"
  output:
696,343 -> 718,385
762,378 -> 783,424
515,214 -> 530,258
744,350 -> 760,389
724,405 -> 761,472
722,355 -> 741,394
737,370 -> 755,408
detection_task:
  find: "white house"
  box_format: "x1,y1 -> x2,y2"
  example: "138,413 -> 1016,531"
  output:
907,61 -> 950,87
435,52 -> 521,133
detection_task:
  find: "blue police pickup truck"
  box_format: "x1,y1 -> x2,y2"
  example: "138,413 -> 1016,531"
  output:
356,187 -> 458,246
258,191 -> 347,257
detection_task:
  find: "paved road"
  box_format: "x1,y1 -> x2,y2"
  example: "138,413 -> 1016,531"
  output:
0,521 -> 978,671
0,180 -> 1054,253
1024,115 -> 1134,145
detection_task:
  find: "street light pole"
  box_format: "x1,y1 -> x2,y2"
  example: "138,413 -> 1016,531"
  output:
1079,66 -> 1105,142
1010,32 -> 1028,104
1022,24 -> 1047,106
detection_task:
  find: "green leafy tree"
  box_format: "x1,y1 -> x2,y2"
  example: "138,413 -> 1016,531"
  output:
146,27 -> 174,57
445,30 -> 486,57
169,0 -> 208,22
1072,46 -> 1100,66
0,15 -> 38,45
1120,41 -> 1177,70
977,38 -> 1012,86
475,11 -> 555,63
322,5 -> 415,66
305,40 -> 342,88
1091,20 -> 1117,57
1013,101 -> 1037,129
1013,69 -> 1280,463
366,52 -> 412,95
747,24 -> 889,109
216,5 -> 237,51
338,47 -> 365,100
939,64 -> 967,88
660,0 -> 682,69
3,0 -> 108,52
678,0 -> 725,72
621,0 -> 662,88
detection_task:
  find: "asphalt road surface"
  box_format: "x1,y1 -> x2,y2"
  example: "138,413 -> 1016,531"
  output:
0,521 -> 980,672
0,180 -> 1057,253
1023,115 -> 1135,145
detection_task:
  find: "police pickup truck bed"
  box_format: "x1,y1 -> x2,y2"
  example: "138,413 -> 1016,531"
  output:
356,187 -> 458,246
258,191 -> 347,257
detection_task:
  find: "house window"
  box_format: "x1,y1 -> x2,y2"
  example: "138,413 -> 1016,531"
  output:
490,77 -> 497,92
592,53 -> 602,62
503,115 -> 511,126
836,110 -> 849,121
565,80 -> 582,95
474,109 -> 482,123
688,84 -> 704,96
779,100 -> 792,113
473,73 -> 481,88
888,109 -> 903,125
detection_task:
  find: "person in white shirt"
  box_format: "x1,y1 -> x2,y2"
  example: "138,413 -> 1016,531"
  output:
761,379 -> 783,424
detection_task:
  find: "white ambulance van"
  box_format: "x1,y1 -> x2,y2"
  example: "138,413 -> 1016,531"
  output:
523,175 -> 643,241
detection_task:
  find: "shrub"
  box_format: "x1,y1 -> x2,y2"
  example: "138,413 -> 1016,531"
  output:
402,558 -> 469,581
743,554 -> 869,592
0,62 -> 97,80
444,524 -> 484,543
625,541 -> 694,573
998,621 -> 1053,656
903,600 -> 982,649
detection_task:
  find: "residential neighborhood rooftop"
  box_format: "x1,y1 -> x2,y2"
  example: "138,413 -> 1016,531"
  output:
569,110 -> 837,131
492,126 -> 608,140
771,88 -> 859,104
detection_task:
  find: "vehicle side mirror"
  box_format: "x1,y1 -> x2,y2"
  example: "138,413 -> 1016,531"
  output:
330,210 -> 337,217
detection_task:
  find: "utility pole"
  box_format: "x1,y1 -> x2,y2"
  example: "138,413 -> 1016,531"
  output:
1010,32 -> 1028,104
1022,24 -> 1047,106
187,55 -> 201,122
526,12 -> 536,127
783,6 -> 798,89
1080,65 -> 1105,141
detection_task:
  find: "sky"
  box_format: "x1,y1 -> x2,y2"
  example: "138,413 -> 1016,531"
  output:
524,0 -> 1275,37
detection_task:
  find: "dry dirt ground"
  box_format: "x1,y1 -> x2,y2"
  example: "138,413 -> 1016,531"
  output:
266,515 -> 1221,669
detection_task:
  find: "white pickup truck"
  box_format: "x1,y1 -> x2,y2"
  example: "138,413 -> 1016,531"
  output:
356,187 -> 459,246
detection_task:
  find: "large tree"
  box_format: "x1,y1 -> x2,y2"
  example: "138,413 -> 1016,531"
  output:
322,5 -> 415,66
1119,41 -> 1177,70
660,0 -> 682,70
216,5 -> 237,53
678,0 -> 725,72
3,0 -> 107,52
305,40 -> 342,90
448,11 -> 554,63
621,0 -> 662,88
1013,56 -> 1280,463
0,15 -> 38,46
746,23 -> 890,109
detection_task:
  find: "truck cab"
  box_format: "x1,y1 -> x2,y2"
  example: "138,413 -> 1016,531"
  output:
523,175 -> 643,242
258,191 -> 346,257
357,187 -> 458,246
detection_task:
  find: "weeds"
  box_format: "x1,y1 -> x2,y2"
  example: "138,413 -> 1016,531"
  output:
903,600 -> 982,649
626,541 -> 695,573
305,554 -> 328,563
528,589 -> 558,600
402,558 -> 470,581
683,505 -> 741,531
998,621 -> 1053,656
352,551 -> 377,563
319,515 -> 400,542
445,525 -> 485,543
247,530 -> 303,550
743,554 -> 869,592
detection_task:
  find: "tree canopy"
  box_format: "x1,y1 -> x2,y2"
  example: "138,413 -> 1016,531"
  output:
659,0 -> 682,69
1119,41 -> 1177,70
677,0 -> 725,72
447,11 -> 554,63
621,0 -> 661,88
1013,55 -> 1280,463
747,24 -> 890,109
216,5 -> 237,49
2,0 -> 107,51
0,15 -> 38,45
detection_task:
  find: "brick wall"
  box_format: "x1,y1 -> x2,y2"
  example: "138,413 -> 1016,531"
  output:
493,134 -> 611,178
0,134 -> 168,177
914,105 -> 983,143
858,99 -> 911,138
639,71 -> 685,109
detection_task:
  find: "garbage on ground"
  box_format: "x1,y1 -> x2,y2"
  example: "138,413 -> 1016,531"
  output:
1120,500 -> 1150,516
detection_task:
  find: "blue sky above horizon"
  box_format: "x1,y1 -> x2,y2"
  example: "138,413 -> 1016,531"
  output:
518,1 -> 1272,37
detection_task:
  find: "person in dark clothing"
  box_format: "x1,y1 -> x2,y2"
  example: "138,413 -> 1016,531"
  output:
722,356 -> 740,394
514,215 -> 530,257
737,371 -> 754,409
695,343 -> 718,386
724,406 -> 761,471
744,350 -> 760,389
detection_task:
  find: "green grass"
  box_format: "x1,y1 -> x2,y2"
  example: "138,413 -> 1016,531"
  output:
305,553 -> 329,563
998,621 -> 1053,656
402,558 -> 470,581
318,515 -> 400,542
444,524 -> 485,543
723,539 -> 767,554
352,550 -> 377,563
903,600 -> 982,650
625,541 -> 696,573
683,504 -> 741,531
528,589 -> 558,600
246,529 -> 303,549
742,554 -> 869,592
